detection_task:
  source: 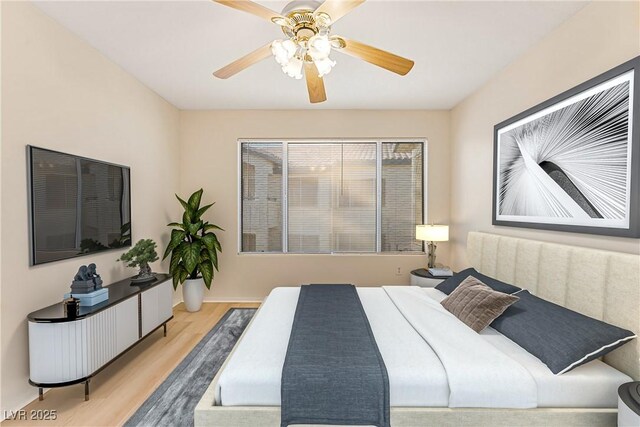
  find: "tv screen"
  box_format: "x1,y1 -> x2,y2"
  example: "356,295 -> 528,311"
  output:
28,146 -> 131,265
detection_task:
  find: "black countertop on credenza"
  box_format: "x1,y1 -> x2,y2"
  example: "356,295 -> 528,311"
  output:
28,273 -> 171,323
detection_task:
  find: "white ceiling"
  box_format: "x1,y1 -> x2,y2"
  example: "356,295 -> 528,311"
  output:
33,1 -> 588,110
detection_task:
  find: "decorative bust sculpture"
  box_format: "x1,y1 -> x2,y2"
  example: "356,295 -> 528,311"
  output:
71,264 -> 102,294
74,265 -> 89,282
88,263 -> 103,289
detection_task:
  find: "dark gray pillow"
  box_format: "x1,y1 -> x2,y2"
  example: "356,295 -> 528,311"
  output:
490,291 -> 636,374
436,268 -> 521,295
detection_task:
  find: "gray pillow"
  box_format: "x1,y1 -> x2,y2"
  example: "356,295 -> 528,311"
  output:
441,276 -> 520,332
490,291 -> 637,374
436,267 -> 521,295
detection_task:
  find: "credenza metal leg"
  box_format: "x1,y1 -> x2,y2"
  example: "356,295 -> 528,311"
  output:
38,387 -> 43,401
85,380 -> 90,401
163,323 -> 167,337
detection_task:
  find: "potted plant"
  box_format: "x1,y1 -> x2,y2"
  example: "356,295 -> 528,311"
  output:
163,189 -> 223,312
117,239 -> 159,283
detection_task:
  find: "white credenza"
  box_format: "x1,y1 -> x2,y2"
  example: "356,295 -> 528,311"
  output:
28,274 -> 173,400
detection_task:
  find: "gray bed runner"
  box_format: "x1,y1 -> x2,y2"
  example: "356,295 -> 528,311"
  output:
281,284 -> 390,427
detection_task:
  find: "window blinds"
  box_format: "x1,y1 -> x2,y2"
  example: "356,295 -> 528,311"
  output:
381,142 -> 423,252
241,143 -> 283,252
240,141 -> 423,253
287,143 -> 377,253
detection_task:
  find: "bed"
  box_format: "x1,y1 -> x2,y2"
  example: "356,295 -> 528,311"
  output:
195,232 -> 640,426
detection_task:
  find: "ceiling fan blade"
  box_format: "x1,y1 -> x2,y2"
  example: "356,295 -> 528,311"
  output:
304,62 -> 327,104
314,0 -> 365,24
214,0 -> 288,25
336,37 -> 414,76
213,43 -> 272,79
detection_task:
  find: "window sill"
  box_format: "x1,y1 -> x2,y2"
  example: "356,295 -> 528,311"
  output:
237,252 -> 426,256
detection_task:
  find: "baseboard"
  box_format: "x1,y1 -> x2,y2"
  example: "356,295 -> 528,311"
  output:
171,299 -> 262,307
202,298 -> 263,303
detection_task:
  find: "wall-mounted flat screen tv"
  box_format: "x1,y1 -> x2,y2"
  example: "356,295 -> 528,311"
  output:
28,146 -> 131,265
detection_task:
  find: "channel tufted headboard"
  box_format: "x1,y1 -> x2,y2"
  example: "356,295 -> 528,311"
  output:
467,231 -> 640,380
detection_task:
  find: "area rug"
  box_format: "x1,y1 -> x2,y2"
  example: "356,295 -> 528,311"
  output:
125,308 -> 257,427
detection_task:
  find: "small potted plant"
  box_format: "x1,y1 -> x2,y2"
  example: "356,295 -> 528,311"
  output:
117,239 -> 159,283
164,189 -> 222,312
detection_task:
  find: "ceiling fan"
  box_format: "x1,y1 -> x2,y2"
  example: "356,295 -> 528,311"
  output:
212,0 -> 415,104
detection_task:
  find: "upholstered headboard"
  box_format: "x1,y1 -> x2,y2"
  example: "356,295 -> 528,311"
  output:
467,231 -> 640,380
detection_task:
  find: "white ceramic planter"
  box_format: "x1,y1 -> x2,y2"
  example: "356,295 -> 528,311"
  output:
182,278 -> 205,312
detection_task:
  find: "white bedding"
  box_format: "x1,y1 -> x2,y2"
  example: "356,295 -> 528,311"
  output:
421,288 -> 632,408
215,286 -> 631,409
383,286 -> 537,408
216,287 -> 450,407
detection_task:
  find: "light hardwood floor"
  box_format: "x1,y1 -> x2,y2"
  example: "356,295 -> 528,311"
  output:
3,302 -> 260,427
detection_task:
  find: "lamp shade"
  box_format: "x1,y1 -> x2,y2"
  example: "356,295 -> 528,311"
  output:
416,224 -> 449,242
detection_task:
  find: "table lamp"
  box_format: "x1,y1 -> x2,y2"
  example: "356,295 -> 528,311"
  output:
416,224 -> 449,268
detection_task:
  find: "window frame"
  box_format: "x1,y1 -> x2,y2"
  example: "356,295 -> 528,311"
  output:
238,138 -> 428,255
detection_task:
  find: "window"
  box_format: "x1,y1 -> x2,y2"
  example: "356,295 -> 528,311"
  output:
240,140 -> 425,253
267,227 -> 282,251
288,234 -> 320,252
242,163 -> 256,200
242,233 -> 256,252
289,177 -> 319,207
381,143 -> 424,252
241,143 -> 283,252
339,179 -> 376,208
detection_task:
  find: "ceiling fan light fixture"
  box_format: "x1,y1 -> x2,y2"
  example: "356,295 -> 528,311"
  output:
211,0 -> 413,104
271,39 -> 297,65
329,36 -> 346,49
313,12 -> 331,28
308,34 -> 332,60
282,56 -> 304,79
314,57 -> 336,77
271,16 -> 293,28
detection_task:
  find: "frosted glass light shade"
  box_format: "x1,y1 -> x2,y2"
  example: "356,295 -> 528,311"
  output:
416,224 -> 449,242
314,57 -> 336,77
282,56 -> 303,79
271,39 -> 296,65
308,34 -> 332,60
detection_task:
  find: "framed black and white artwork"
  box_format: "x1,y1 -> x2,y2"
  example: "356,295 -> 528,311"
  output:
493,56 -> 640,237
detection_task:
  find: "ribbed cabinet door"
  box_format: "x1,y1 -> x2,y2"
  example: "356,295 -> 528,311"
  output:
86,307 -> 117,373
29,320 -> 88,384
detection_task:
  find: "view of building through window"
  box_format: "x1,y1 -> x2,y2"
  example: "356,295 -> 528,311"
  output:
240,140 -> 424,253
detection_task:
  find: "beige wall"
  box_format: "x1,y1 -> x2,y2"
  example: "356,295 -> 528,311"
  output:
449,1 -> 640,270
1,2 -> 181,413
180,110 -> 451,301
0,1 -> 3,414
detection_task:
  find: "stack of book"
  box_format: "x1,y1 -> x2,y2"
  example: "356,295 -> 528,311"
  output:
428,267 -> 453,277
63,288 -> 109,306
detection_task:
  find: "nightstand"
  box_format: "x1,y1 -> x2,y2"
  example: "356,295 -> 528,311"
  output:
618,382 -> 640,426
410,269 -> 452,287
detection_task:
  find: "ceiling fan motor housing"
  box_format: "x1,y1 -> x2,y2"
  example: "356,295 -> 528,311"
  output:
280,0 -> 330,42
281,0 -> 322,15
